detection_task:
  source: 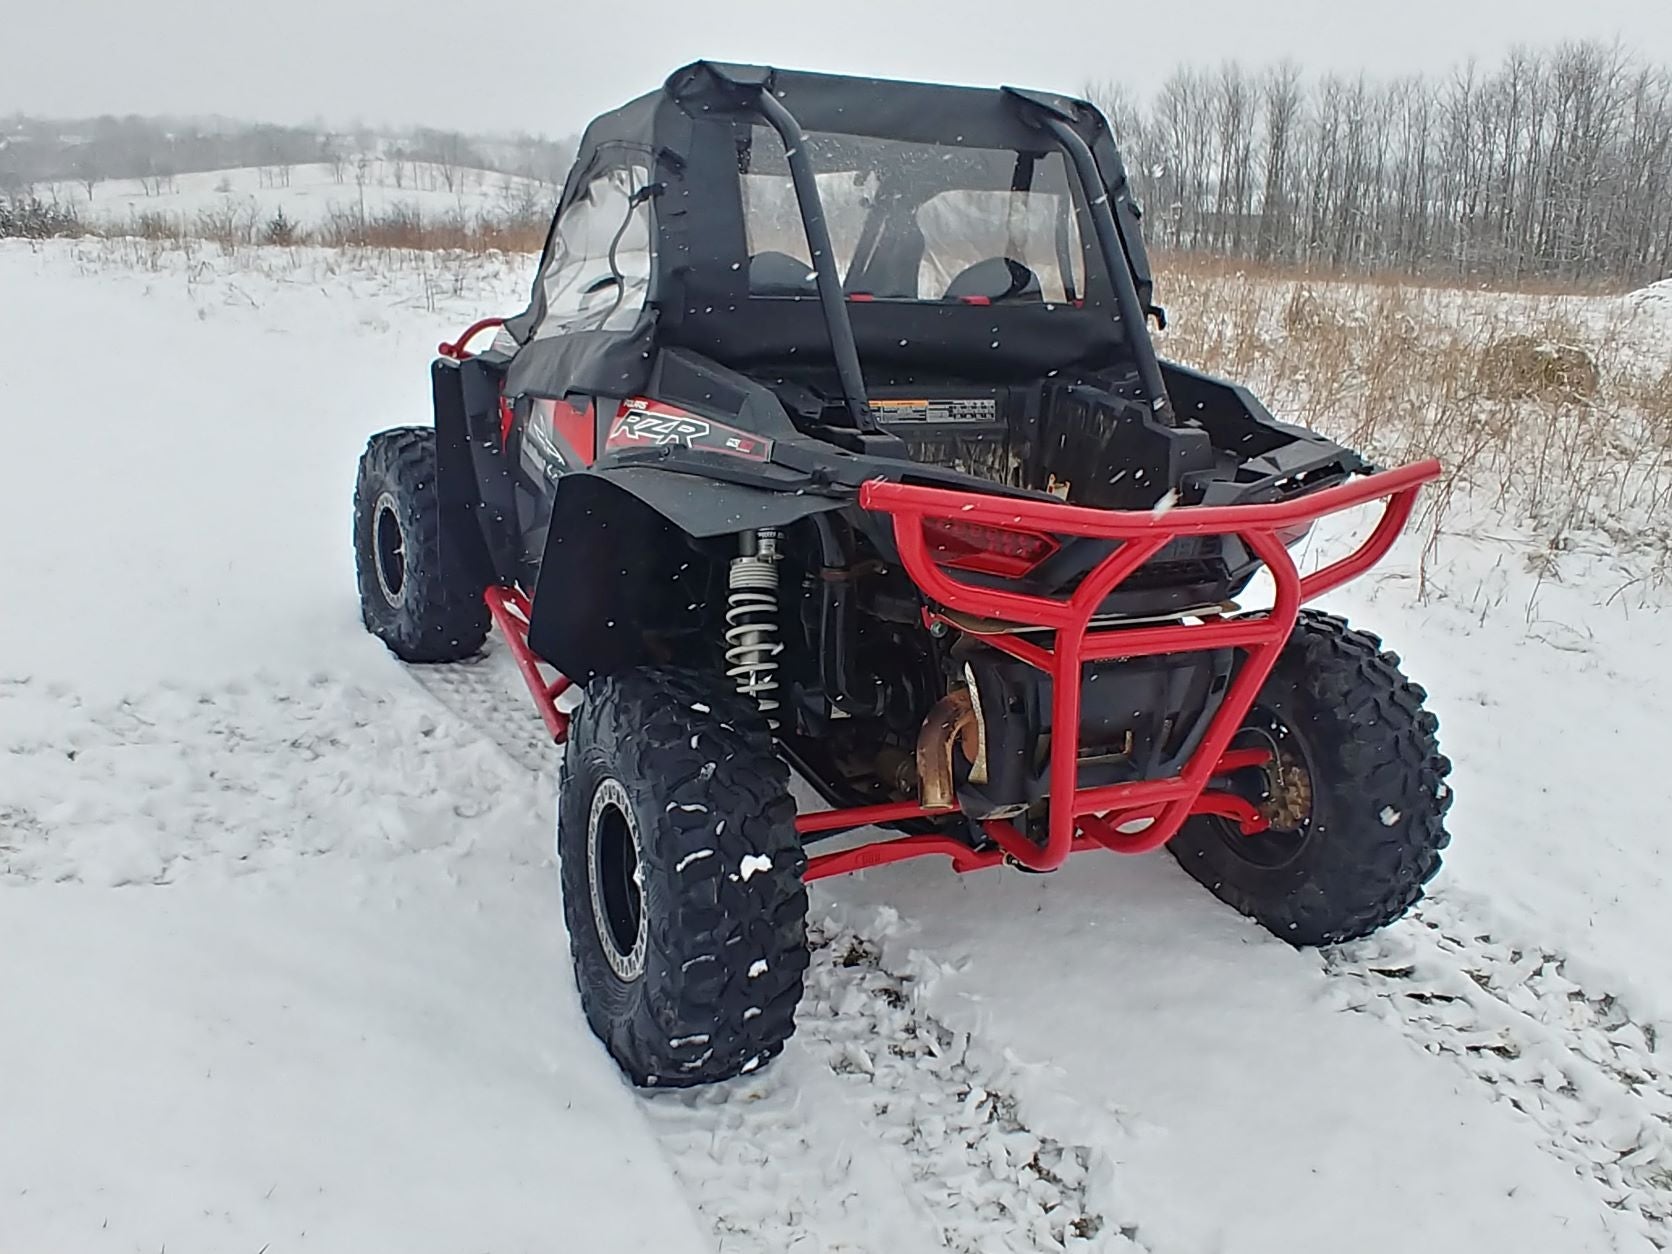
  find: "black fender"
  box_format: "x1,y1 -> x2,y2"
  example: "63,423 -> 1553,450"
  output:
527,466 -> 847,683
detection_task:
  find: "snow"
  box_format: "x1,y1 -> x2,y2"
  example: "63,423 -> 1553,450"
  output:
5,236 -> 1672,1252
0,240 -> 700,1254
1631,276 -> 1672,302
1,874 -> 706,1254
824,863 -> 1617,1253
35,159 -> 546,229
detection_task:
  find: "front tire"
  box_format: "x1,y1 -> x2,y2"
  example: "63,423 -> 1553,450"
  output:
1168,611 -> 1452,945
558,667 -> 808,1087
353,427 -> 488,663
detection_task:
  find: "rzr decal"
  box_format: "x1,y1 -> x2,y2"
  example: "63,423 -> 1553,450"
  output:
605,399 -> 773,462
609,406 -> 712,448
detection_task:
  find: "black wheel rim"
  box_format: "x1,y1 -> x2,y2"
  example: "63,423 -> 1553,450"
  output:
588,779 -> 647,981
372,493 -> 406,603
1211,704 -> 1317,870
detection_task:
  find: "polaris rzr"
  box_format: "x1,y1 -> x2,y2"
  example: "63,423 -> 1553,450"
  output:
353,62 -> 1451,1088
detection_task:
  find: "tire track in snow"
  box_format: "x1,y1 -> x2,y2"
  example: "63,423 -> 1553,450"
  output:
1326,894 -> 1672,1249
411,658 -> 1134,1253
403,643 -> 561,776
645,922 -> 1125,1253
0,673 -> 533,886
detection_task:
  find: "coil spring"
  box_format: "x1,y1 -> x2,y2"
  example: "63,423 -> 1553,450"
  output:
725,542 -> 782,727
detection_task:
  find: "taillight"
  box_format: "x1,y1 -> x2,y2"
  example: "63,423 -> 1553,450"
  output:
923,517 -> 1060,578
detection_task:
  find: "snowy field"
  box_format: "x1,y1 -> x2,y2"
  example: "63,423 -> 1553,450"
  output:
3,237 -> 1672,1253
32,159 -> 546,229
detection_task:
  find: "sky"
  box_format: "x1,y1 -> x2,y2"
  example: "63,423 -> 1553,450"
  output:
4,0 -> 1672,135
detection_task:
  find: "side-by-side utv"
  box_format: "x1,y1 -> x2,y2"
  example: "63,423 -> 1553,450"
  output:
353,62 -> 1451,1088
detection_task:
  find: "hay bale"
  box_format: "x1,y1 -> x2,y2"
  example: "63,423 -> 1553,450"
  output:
1478,334 -> 1600,401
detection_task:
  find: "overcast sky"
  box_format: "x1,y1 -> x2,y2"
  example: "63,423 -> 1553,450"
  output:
6,0 -> 1672,135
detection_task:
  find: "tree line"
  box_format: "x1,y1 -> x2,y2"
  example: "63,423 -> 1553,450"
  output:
0,113 -> 575,200
1088,41 -> 1672,287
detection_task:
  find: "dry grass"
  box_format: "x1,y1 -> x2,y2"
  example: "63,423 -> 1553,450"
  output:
1154,262 -> 1672,580
1153,248 -> 1640,298
56,232 -> 530,321
10,202 -> 553,256
310,204 -> 549,252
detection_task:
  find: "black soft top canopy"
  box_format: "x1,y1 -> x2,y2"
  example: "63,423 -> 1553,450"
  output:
507,61 -> 1162,406
572,61 -> 1103,163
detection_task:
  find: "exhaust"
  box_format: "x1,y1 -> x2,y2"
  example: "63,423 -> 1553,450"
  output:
915,687 -> 984,812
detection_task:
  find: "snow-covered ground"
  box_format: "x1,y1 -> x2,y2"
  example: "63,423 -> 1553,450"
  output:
3,237 -> 1672,1253
33,159 -> 547,229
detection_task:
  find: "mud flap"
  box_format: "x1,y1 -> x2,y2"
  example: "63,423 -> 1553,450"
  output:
432,357 -> 512,587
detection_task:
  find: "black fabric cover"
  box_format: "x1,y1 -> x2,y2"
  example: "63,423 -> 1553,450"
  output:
504,61 -> 1154,389
504,316 -> 657,401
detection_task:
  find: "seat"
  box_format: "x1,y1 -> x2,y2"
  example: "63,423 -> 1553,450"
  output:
942,257 -> 1042,303
748,250 -> 817,295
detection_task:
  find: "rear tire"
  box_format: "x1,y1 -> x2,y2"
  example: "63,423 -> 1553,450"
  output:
558,667 -> 808,1087
353,427 -> 488,663
1168,610 -> 1452,945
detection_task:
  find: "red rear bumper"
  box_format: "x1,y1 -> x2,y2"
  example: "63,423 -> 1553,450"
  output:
799,460 -> 1440,879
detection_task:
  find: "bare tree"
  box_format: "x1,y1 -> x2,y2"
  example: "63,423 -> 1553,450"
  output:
1101,40 -> 1672,287
1256,63 -> 1304,262
72,143 -> 103,201
412,128 -> 479,195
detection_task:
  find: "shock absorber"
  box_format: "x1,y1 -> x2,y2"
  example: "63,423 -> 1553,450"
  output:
726,528 -> 783,727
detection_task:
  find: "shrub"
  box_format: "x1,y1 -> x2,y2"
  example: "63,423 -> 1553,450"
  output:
0,196 -> 84,239
1477,334 -> 1601,401
262,207 -> 301,246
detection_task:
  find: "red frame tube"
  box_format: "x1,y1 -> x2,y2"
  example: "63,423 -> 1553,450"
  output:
483,586 -> 572,743
438,317 -> 506,361
800,780 -> 1273,881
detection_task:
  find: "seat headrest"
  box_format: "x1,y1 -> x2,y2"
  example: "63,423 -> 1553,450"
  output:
942,257 -> 1042,303
748,250 -> 816,295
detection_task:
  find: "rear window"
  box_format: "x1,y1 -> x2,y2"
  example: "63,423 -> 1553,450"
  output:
737,127 -> 1087,305
532,164 -> 654,340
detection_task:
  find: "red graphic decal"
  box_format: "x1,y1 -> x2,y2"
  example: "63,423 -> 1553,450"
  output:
499,394 -> 516,446
550,397 -> 596,465
605,399 -> 773,462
